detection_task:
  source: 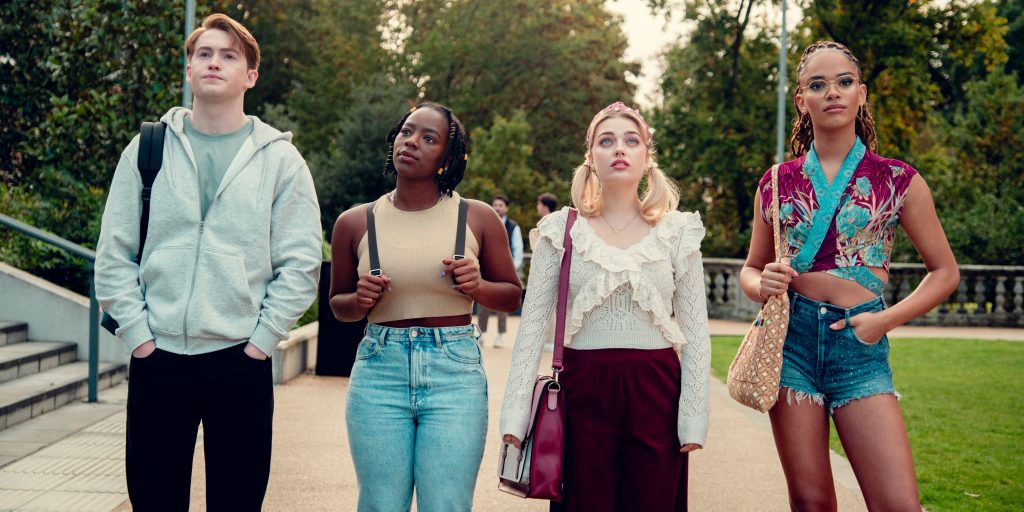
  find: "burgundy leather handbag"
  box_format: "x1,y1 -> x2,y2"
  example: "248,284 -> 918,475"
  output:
497,208 -> 577,501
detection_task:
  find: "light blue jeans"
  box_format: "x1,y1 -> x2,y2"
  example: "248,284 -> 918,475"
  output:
346,323 -> 488,512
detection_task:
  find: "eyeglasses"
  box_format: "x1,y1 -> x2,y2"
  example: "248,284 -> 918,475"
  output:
800,77 -> 861,96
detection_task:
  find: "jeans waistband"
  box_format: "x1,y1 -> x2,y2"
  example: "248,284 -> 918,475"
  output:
366,323 -> 477,345
788,290 -> 886,320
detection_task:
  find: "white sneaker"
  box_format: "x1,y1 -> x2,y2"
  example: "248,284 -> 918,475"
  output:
493,334 -> 505,348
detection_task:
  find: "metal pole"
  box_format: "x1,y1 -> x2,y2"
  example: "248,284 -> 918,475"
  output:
182,0 -> 196,108
88,265 -> 99,403
775,0 -> 788,163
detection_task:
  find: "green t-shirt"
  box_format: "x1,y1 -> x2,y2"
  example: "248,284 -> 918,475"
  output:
184,116 -> 254,219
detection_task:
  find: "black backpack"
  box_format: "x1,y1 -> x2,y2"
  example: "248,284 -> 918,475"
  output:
100,121 -> 167,335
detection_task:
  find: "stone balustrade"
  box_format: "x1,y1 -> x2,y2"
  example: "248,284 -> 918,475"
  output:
525,254 -> 1024,327
703,258 -> 1024,327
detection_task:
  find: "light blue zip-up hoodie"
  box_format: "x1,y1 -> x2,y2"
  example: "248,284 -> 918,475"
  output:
95,107 -> 322,357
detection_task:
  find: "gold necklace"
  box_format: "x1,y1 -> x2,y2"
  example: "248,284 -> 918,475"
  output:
600,211 -> 641,233
387,190 -> 445,207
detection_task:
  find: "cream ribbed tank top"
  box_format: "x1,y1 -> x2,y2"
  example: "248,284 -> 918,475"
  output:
357,192 -> 480,323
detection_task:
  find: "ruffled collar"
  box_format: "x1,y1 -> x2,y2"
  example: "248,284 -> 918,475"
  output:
572,210 -> 693,273
533,207 -> 705,349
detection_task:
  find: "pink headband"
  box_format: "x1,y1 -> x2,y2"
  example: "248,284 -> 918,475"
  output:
590,101 -> 652,145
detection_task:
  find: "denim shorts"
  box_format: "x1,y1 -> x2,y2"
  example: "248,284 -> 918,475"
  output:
779,291 -> 900,414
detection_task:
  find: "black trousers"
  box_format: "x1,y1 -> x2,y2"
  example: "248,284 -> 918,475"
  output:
126,343 -> 274,512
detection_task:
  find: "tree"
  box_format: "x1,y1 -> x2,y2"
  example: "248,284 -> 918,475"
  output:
274,0 -> 392,153
306,73 -> 416,231
930,70 -> 1024,265
997,0 -> 1024,82
1,0 -> 187,293
399,0 -> 639,180
460,112 -> 558,232
802,0 -> 1008,156
651,0 -> 781,257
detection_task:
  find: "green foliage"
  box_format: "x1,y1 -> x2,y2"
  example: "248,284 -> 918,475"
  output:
461,112 -> 561,236
305,74 -> 416,230
929,70 -> 1024,264
712,336 -> 1024,511
802,0 -> 1007,157
652,0 -> 781,257
400,0 -> 638,181
1000,0 -> 1024,81
267,0 -> 391,153
1,0 -> 186,293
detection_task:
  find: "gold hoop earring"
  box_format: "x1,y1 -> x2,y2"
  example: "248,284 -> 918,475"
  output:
437,167 -> 445,175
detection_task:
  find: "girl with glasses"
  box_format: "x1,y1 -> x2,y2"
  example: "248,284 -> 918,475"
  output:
740,41 -> 960,510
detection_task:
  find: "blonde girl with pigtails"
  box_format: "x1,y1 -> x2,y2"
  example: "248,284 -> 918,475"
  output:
500,102 -> 711,511
740,41 -> 959,510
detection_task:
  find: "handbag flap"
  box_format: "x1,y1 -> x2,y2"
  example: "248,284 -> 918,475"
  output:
524,376 -> 554,438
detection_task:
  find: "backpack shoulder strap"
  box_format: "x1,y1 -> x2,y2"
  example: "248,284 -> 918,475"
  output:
138,121 -> 166,188
453,198 -> 468,260
366,202 -> 382,276
135,121 -> 166,262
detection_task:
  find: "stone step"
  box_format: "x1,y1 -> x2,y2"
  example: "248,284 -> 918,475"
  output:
0,362 -> 127,431
0,322 -> 28,346
0,381 -> 127,469
0,341 -> 78,384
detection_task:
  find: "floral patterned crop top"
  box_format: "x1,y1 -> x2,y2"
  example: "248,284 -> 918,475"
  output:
758,138 -> 918,294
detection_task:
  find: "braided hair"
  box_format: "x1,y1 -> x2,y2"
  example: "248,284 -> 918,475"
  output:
789,41 -> 878,156
383,102 -> 469,197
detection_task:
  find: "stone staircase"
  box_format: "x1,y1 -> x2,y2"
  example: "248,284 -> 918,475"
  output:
0,321 -> 126,431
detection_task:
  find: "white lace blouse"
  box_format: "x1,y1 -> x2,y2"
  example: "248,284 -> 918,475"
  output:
499,207 -> 712,446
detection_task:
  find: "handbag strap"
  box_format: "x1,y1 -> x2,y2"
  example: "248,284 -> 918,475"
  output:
770,164 -> 787,262
365,196 -> 469,276
551,208 -> 578,374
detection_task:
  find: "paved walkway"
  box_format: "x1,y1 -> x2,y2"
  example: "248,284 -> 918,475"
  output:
1,317 -> 1021,511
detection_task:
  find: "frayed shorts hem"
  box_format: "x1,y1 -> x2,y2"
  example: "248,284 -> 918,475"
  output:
780,386 -> 901,416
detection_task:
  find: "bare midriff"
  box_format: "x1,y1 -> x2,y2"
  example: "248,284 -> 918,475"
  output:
789,267 -> 889,308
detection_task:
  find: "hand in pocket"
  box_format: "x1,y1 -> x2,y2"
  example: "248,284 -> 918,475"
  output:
243,342 -> 269,360
132,340 -> 157,359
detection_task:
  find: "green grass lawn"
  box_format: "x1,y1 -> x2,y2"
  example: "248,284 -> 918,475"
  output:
711,336 -> 1024,511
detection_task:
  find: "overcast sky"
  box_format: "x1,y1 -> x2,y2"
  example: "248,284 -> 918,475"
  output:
605,0 -> 689,109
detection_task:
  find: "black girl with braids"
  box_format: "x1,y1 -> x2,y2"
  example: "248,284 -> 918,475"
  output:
740,42 -> 959,510
383,102 -> 470,196
329,102 -> 521,511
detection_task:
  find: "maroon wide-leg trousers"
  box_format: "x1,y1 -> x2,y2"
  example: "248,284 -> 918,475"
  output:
551,347 -> 689,512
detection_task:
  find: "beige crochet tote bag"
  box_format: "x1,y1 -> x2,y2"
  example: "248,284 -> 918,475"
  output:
727,164 -> 790,413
